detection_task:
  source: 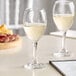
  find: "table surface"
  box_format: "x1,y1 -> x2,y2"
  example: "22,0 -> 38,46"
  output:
0,28 -> 76,76
0,36 -> 62,76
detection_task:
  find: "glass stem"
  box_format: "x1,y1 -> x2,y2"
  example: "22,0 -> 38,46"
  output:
61,31 -> 67,53
33,41 -> 38,64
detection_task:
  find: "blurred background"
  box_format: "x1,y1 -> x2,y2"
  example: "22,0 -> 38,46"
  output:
0,0 -> 76,34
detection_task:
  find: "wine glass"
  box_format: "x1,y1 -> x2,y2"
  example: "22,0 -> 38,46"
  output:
53,0 -> 75,57
23,8 -> 47,69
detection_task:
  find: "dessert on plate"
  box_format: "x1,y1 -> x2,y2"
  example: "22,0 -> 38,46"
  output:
0,24 -> 21,50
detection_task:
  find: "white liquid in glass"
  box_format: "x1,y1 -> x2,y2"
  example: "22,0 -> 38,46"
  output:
24,23 -> 46,41
53,14 -> 74,31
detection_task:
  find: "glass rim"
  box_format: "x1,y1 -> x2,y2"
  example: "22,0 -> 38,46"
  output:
53,0 -> 75,15
55,0 -> 74,3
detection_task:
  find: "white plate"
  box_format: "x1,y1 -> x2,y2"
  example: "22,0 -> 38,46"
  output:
0,45 -> 22,54
50,30 -> 76,39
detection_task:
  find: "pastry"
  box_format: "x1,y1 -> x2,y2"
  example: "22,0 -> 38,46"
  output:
0,24 -> 21,50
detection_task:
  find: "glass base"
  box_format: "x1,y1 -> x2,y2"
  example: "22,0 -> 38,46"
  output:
53,51 -> 70,57
24,63 -> 46,69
